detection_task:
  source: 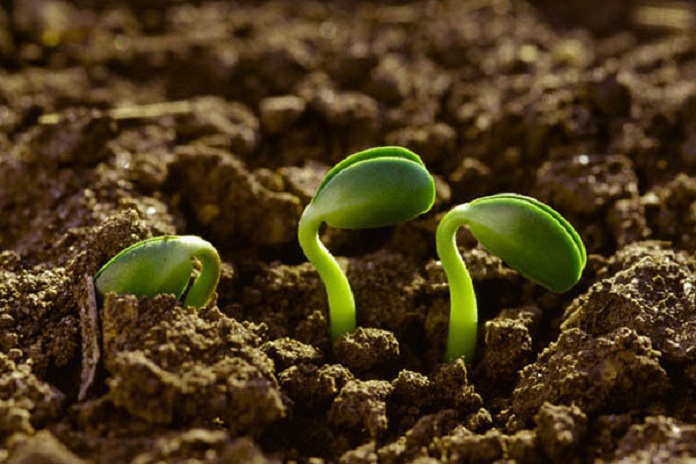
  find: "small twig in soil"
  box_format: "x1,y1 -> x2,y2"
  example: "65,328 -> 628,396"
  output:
78,274 -> 101,401
38,100 -> 194,125
633,2 -> 695,31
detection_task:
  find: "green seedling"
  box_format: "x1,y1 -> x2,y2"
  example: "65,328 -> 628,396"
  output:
299,146 -> 436,341
437,193 -> 586,363
94,235 -> 221,308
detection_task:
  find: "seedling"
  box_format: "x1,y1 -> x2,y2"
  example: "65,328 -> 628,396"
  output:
298,146 -> 436,341
94,235 -> 221,308
437,194 -> 586,362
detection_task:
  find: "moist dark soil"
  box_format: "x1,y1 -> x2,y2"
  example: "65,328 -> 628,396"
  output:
1,0 -> 695,462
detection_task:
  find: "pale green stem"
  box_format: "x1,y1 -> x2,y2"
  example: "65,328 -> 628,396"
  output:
298,207 -> 356,341
437,205 -> 478,363
183,241 -> 222,308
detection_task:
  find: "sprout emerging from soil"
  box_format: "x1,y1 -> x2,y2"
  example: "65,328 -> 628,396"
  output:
299,146 -> 436,341
437,194 -> 586,363
94,235 -> 221,308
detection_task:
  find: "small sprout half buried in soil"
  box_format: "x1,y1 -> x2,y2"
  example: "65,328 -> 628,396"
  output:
94,235 -> 221,309
298,146 -> 436,341
437,193 -> 586,363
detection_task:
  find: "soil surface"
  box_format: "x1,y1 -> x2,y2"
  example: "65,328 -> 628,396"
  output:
1,0 -> 695,462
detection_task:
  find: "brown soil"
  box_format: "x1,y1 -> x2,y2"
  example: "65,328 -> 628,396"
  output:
1,0 -> 695,462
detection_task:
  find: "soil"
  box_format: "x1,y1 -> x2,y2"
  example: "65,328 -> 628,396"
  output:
0,0 -> 695,462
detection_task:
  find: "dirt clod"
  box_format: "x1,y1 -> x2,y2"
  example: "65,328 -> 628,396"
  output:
562,242 -> 696,364
101,294 -> 284,434
279,363 -> 352,409
329,379 -> 392,438
613,416 -> 696,463
475,306 -> 542,393
333,327 -> 400,377
534,402 -> 588,463
512,327 -> 669,424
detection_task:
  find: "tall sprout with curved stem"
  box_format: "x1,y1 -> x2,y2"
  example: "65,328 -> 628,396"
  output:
298,146 -> 436,341
437,194 -> 586,363
94,235 -> 221,308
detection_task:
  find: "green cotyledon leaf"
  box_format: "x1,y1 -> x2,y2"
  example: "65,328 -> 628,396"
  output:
306,146 -> 435,230
315,146 -> 426,197
457,194 -> 586,293
94,235 -> 221,308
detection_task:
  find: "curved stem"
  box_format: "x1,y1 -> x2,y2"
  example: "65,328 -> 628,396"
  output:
298,207 -> 356,341
436,205 -> 478,363
183,240 -> 222,308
